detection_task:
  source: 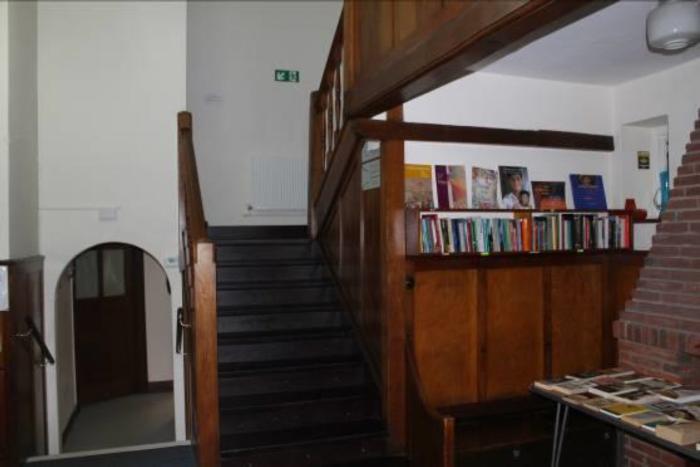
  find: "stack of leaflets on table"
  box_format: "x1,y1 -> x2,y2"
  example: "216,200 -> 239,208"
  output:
550,379 -> 597,396
613,389 -> 661,405
621,410 -> 672,428
633,377 -> 681,391
583,397 -> 619,412
533,377 -> 570,391
655,388 -> 700,404
656,421 -> 700,445
563,392 -> 602,406
565,367 -> 634,381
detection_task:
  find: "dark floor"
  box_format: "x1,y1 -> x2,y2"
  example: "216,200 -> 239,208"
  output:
24,445 -> 195,467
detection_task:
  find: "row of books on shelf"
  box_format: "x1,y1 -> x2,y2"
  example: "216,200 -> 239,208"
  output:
534,368 -> 700,447
419,212 -> 631,255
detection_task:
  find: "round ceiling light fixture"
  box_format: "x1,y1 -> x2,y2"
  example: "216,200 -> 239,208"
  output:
647,0 -> 700,51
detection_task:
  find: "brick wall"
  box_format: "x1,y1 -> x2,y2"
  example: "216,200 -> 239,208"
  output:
614,110 -> 700,467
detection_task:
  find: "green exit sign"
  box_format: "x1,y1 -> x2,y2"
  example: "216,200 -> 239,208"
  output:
275,69 -> 300,83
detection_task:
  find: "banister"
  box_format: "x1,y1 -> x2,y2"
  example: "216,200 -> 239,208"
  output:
15,316 -> 55,366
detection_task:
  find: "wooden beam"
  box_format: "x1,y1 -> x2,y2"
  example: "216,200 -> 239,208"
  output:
354,119 -> 614,152
345,0 -> 614,118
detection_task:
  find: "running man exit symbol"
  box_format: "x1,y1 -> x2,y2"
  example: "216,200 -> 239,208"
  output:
275,69 -> 300,83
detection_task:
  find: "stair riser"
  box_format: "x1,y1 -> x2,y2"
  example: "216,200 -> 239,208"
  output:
218,287 -> 337,308
221,397 -> 380,435
218,312 -> 346,335
209,225 -> 308,241
218,264 -> 329,284
220,434 -> 387,466
218,337 -> 358,364
217,244 -> 321,262
218,365 -> 367,398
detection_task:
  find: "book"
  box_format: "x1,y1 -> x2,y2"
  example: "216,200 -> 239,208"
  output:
582,397 -> 617,412
656,421 -> 700,445
656,388 -> 700,404
405,164 -> 434,209
569,174 -> 607,210
613,389 -> 661,405
499,166 -> 533,209
531,181 -> 567,210
564,392 -> 602,406
620,410 -> 670,428
435,165 -> 450,209
600,403 -> 648,418
471,167 -> 498,209
589,380 -> 638,398
642,418 -> 677,432
447,165 -> 468,209
633,377 -> 681,391
664,405 -> 700,422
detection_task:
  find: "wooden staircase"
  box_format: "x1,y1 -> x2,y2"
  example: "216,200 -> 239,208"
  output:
210,225 -> 404,467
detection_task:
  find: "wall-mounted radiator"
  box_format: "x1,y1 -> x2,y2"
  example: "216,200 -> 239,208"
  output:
247,157 -> 307,217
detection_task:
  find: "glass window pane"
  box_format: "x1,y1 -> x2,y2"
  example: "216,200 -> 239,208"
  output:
103,249 -> 126,297
75,250 -> 99,299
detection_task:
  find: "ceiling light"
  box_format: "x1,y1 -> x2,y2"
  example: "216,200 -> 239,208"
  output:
647,0 -> 700,51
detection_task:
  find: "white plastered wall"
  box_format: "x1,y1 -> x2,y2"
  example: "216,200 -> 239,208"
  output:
187,0 -> 342,226
37,2 -> 186,454
403,72 -> 615,209
0,2 -> 9,259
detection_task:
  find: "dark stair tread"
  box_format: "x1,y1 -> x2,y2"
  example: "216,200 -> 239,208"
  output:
219,385 -> 373,411
217,258 -> 323,267
218,355 -> 364,377
217,279 -> 334,290
220,420 -> 386,455
218,303 -> 342,316
218,326 -> 351,344
323,457 -> 409,467
213,238 -> 312,246
208,225 -> 308,240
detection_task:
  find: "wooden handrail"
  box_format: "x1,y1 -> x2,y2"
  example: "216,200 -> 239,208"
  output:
177,111 -> 220,467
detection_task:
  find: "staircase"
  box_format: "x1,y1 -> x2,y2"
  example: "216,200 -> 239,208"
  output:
210,225 -> 404,467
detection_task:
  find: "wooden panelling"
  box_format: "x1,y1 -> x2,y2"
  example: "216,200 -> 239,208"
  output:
413,269 -> 478,408
361,187 -> 382,368
483,268 -> 545,400
550,264 -> 604,376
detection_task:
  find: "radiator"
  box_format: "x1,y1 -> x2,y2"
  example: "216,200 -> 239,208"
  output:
247,157 -> 307,216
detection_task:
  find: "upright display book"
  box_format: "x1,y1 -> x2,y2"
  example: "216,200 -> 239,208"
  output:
570,174 -> 607,209
499,166 -> 532,209
471,167 -> 498,209
447,165 -> 468,209
405,164 -> 434,209
531,181 -> 567,210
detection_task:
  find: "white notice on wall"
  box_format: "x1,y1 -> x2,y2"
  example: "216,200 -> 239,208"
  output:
0,266 -> 8,311
362,159 -> 381,191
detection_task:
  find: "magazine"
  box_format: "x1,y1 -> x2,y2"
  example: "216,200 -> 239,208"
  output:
405,164 -> 434,209
471,167 -> 498,209
499,166 -> 533,209
569,174 -> 607,210
531,181 -> 567,210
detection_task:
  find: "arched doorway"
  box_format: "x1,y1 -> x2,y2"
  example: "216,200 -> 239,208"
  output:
55,243 -> 175,453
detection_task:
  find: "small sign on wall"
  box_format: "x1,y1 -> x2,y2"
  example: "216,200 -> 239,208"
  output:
637,151 -> 650,169
0,266 -> 8,312
275,69 -> 300,83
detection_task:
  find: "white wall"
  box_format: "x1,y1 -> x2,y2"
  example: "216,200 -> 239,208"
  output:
187,1 -> 342,226
54,269 -> 76,436
0,2 -> 9,259
144,253 -> 173,383
37,2 -> 186,453
613,58 -> 700,203
8,0 -> 39,258
404,72 -> 615,209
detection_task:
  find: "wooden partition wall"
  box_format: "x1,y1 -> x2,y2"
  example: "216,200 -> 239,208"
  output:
342,0 -> 613,117
0,257 -> 46,467
177,112 -> 220,467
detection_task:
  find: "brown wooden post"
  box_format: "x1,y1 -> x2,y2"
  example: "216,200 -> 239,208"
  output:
193,242 -> 220,467
381,106 -> 407,450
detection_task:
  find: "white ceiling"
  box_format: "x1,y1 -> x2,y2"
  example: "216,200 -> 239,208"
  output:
483,0 -> 700,86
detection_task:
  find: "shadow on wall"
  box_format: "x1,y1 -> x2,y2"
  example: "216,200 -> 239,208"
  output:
53,243 -> 175,453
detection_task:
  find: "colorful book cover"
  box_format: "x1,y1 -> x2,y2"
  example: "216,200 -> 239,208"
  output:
531,181 -> 567,210
447,165 -> 468,209
405,164 -> 434,209
600,403 -> 648,418
499,166 -> 533,209
435,165 -> 450,209
569,174 -> 607,210
471,167 -> 498,209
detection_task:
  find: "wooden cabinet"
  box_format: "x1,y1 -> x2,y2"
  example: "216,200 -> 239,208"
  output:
408,253 -> 645,408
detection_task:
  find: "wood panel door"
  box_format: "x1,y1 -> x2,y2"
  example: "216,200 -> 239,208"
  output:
73,245 -> 147,404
